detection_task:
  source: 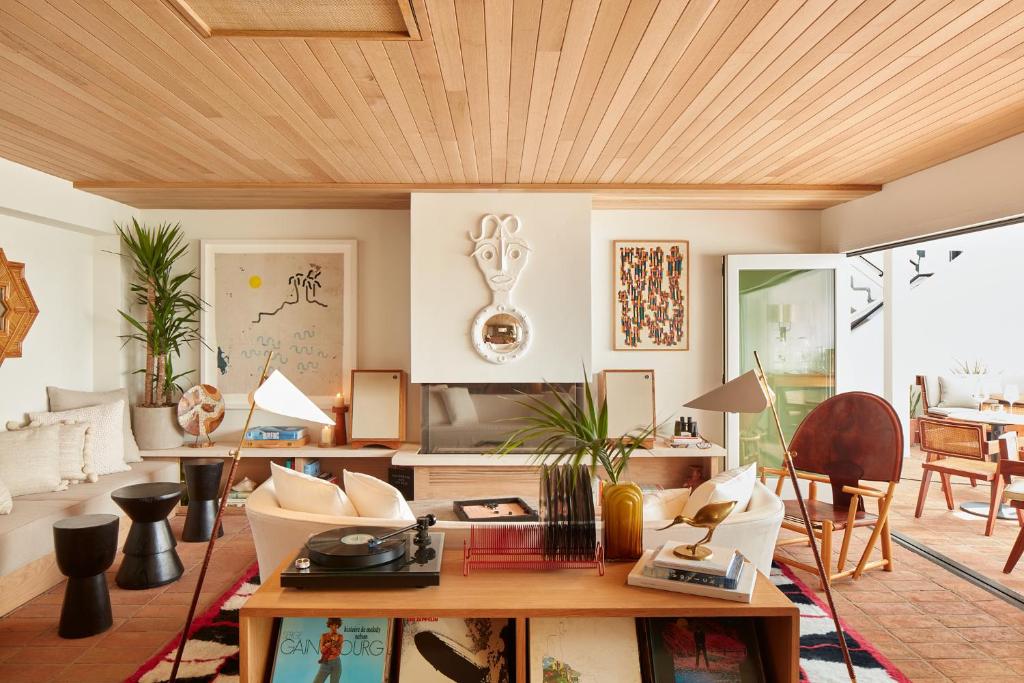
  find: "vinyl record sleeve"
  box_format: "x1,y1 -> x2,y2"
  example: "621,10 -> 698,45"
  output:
528,617 -> 643,683
269,617 -> 391,683
395,617 -> 514,683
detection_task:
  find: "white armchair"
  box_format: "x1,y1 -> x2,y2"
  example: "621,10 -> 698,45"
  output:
246,479 -> 783,582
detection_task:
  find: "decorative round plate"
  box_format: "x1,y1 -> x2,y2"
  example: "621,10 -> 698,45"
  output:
177,384 -> 226,437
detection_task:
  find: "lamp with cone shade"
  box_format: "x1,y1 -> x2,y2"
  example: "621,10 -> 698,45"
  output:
169,354 -> 335,682
684,351 -> 856,682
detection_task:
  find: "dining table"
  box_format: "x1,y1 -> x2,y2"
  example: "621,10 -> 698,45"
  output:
927,407 -> 1024,520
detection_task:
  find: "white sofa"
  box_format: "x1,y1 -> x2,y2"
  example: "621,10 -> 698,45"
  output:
246,478 -> 784,582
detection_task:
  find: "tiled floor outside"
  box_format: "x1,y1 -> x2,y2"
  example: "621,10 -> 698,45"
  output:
2,448 -> 1024,682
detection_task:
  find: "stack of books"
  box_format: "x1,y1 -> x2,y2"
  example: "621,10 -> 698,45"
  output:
243,426 -> 309,447
669,435 -> 703,448
627,542 -> 756,603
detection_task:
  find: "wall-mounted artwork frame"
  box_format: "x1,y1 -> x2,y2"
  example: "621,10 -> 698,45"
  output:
600,369 -> 657,447
614,240 -> 689,351
350,369 -> 407,449
0,248 -> 39,367
200,240 -> 357,409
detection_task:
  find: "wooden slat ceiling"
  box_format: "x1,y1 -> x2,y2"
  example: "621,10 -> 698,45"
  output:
1,1 -> 1024,209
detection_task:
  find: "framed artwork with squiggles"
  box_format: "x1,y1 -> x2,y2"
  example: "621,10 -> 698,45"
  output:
200,240 -> 357,408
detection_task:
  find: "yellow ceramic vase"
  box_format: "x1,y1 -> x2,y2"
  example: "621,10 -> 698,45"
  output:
602,481 -> 644,561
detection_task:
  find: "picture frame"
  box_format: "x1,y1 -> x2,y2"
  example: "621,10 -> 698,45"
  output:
613,240 -> 689,351
528,617 -> 643,683
599,369 -> 657,447
200,239 -> 357,409
393,617 -> 515,682
350,369 -> 407,448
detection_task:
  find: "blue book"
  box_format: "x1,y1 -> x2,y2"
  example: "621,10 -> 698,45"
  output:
245,426 -> 307,441
270,617 -> 391,683
302,459 -> 321,477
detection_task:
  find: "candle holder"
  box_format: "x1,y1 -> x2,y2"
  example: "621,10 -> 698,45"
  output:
332,404 -> 350,446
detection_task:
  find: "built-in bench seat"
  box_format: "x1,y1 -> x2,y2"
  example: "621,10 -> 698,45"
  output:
0,460 -> 180,615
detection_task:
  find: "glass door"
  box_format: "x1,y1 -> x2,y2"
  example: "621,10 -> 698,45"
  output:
725,255 -> 848,469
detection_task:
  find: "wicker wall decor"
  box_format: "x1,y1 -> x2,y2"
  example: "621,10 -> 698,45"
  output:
0,249 -> 40,367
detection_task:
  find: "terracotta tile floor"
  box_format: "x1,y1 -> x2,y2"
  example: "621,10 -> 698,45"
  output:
0,510 -> 256,683
3,449 -> 1024,682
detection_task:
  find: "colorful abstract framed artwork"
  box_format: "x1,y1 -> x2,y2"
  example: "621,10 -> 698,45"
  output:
200,240 -> 357,409
613,240 -> 689,351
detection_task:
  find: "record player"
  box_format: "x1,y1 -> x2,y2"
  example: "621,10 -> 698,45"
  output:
281,514 -> 444,589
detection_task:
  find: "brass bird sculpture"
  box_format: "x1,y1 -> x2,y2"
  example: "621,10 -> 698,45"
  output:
657,500 -> 737,560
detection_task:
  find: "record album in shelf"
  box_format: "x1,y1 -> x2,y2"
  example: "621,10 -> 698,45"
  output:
614,240 -> 689,351
395,617 -> 515,682
529,617 -> 642,683
641,617 -> 766,682
268,616 -> 392,683
200,239 -> 357,409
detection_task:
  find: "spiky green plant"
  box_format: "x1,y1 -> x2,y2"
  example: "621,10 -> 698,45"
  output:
115,219 -> 204,407
495,370 -> 656,484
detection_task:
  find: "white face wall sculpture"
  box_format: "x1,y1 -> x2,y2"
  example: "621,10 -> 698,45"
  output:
469,214 -> 532,363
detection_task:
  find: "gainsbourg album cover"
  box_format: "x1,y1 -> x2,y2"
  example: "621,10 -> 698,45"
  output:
396,617 -> 515,683
269,616 -> 392,683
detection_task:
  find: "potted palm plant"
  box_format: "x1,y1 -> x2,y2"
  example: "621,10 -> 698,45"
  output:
496,373 -> 655,560
116,219 -> 204,449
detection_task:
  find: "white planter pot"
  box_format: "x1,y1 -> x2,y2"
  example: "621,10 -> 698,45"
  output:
132,405 -> 183,450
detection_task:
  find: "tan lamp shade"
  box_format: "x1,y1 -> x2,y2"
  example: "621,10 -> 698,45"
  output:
684,370 -> 771,414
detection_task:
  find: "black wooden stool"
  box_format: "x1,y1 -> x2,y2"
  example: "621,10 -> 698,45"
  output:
52,514 -> 119,638
182,458 -> 225,542
111,482 -> 184,589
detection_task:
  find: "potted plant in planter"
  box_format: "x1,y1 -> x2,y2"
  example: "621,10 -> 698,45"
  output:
116,219 -> 204,450
496,372 -> 655,561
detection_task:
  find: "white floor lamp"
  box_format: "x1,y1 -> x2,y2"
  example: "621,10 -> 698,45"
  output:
169,354 -> 335,682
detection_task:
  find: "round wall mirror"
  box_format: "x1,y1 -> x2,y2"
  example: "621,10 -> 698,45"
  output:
471,305 -> 532,364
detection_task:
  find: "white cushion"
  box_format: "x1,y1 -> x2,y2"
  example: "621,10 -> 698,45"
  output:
30,401 -> 129,476
47,386 -> 141,463
44,422 -> 93,484
681,463 -> 757,519
1004,479 -> 1024,502
442,386 -> 479,426
0,477 -> 11,514
642,488 -> 690,521
938,375 -> 979,408
0,425 -> 66,496
270,462 -> 356,516
343,470 -> 415,520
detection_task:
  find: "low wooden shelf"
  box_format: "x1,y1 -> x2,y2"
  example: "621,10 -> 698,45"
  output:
240,530 -> 798,682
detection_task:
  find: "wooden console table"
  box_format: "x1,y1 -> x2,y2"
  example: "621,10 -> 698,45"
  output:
240,531 -> 798,682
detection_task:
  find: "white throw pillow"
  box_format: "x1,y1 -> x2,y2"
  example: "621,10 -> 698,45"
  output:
30,400 -> 129,476
681,463 -> 757,519
0,477 -> 10,514
31,422 -> 93,484
343,470 -> 415,521
270,462 -> 356,517
938,375 -> 978,408
47,386 -> 141,463
0,425 -> 66,496
442,386 -> 479,426
643,487 -> 690,522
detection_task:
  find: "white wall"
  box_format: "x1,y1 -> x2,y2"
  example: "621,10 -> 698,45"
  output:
410,193 -> 592,384
0,160 -> 134,427
138,209 -> 412,439
822,132 -> 1024,252
592,210 -> 822,444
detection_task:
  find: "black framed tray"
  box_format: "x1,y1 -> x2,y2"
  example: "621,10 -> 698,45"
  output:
453,497 -> 539,522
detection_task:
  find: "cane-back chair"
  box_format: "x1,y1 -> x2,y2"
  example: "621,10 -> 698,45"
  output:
762,392 -> 903,588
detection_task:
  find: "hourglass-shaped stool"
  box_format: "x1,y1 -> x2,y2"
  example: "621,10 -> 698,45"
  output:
111,482 -> 184,589
182,458 -> 225,542
53,514 -> 119,638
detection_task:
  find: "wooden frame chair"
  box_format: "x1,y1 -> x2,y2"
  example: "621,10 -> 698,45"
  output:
914,417 -> 1002,534
763,392 -> 903,588
997,432 -> 1024,572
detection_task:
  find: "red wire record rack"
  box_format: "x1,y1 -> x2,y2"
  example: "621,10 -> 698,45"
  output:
462,523 -> 605,576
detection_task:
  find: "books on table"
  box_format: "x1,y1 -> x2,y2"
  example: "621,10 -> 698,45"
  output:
653,542 -> 740,576
628,549 -> 756,603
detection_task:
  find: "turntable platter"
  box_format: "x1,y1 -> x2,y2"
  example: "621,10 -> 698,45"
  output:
305,526 -> 407,569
